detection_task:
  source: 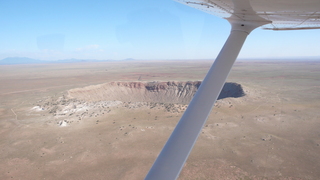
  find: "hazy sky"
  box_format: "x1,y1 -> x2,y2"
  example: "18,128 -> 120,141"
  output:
1,0 -> 319,60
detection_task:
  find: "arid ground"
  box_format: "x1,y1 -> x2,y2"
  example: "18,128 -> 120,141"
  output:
1,60 -> 320,180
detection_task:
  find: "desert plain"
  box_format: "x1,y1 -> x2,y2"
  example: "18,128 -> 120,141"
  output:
0,60 -> 320,180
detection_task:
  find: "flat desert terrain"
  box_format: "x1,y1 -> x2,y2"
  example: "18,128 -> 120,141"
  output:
0,60 -> 320,180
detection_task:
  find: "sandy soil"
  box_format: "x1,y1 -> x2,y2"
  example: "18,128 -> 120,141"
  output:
0,60 -> 320,180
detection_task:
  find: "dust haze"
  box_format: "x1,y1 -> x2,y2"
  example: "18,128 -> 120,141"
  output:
0,60 -> 320,179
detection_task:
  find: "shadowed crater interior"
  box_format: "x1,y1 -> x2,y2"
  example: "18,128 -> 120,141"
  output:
68,81 -> 245,104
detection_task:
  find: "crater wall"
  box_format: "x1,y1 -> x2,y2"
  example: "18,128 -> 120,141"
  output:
68,81 -> 245,104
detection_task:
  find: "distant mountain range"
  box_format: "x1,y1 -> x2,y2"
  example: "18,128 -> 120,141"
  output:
0,57 -> 45,65
0,57 -> 135,65
2,57 -> 319,65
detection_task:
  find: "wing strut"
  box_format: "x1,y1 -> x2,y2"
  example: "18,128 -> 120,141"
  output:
145,19 -> 268,180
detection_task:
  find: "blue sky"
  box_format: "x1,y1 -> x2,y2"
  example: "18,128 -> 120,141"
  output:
0,0 -> 319,60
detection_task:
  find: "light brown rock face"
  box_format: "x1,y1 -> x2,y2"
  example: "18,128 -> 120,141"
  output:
68,81 -> 245,104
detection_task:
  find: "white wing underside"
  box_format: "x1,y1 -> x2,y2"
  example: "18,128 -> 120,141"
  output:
175,0 -> 320,30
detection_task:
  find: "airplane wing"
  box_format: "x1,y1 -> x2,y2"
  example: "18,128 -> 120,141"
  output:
176,0 -> 320,30
145,0 -> 320,179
